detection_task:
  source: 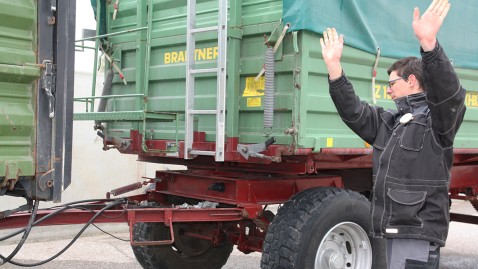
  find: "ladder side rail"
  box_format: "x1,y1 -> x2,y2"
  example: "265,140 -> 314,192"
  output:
215,0 -> 228,161
185,0 -> 197,159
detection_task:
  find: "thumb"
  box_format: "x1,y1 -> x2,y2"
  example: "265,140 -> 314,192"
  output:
413,7 -> 420,23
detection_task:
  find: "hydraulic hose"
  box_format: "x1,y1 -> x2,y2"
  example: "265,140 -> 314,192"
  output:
95,68 -> 114,126
1,199 -> 126,267
264,47 -> 275,134
0,200 -> 39,265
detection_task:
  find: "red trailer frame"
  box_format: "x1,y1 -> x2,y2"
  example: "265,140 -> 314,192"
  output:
1,147 -> 477,252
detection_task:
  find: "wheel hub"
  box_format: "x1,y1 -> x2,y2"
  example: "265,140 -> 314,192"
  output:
328,251 -> 346,269
315,222 -> 372,269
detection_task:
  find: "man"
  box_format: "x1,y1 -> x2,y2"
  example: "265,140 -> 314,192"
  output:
319,0 -> 466,268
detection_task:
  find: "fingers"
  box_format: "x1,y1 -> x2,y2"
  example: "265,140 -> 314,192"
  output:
413,7 -> 420,23
322,29 -> 329,46
435,0 -> 449,17
322,28 -> 341,47
426,0 -> 439,14
440,3 -> 451,19
429,0 -> 449,18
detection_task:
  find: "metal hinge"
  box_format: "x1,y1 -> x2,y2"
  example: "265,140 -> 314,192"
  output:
41,60 -> 56,119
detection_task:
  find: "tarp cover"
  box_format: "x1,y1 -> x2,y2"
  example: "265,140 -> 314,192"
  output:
283,0 -> 478,69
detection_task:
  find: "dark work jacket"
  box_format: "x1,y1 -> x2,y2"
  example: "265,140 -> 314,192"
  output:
328,41 -> 466,246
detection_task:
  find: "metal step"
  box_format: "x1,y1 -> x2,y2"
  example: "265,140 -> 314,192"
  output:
190,26 -> 218,34
190,68 -> 218,74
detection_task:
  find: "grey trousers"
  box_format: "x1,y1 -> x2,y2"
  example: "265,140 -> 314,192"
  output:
386,239 -> 440,269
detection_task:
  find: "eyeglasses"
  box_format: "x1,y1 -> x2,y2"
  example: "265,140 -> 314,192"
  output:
388,76 -> 408,88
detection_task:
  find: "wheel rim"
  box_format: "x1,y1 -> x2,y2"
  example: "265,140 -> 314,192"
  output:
315,222 -> 372,269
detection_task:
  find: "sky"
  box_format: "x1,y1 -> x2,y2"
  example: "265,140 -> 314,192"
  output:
74,1 -> 97,73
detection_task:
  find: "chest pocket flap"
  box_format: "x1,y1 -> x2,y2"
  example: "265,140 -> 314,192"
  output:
400,113 -> 429,151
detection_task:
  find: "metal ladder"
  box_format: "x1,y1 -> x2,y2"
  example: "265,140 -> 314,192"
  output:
185,0 -> 228,161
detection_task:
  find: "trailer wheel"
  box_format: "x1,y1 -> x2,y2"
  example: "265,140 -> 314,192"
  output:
261,187 -> 375,269
131,222 -> 233,269
471,200 -> 478,213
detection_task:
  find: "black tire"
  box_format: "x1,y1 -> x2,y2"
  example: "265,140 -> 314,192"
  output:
471,199 -> 478,213
261,187 -> 381,269
132,222 -> 233,269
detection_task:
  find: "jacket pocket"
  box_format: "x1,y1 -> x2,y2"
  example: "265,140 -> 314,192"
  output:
400,122 -> 427,151
387,188 -> 427,227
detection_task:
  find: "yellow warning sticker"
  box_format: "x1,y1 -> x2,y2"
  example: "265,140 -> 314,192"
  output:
247,97 -> 262,107
243,77 -> 265,97
466,92 -> 478,108
326,137 -> 334,147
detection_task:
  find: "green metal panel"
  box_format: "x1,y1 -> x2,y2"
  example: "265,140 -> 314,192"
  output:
0,0 -> 39,184
81,0 -> 478,154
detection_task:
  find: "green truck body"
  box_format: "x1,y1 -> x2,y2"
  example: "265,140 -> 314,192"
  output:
76,0 -> 478,162
0,0 -> 75,201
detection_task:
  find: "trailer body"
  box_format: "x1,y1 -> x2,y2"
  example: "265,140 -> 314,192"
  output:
0,1 -> 477,269
0,0 -> 76,202
75,0 -> 478,168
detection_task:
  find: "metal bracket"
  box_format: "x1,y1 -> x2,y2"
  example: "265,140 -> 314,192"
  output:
38,169 -> 54,191
237,137 -> 279,162
41,60 -> 56,118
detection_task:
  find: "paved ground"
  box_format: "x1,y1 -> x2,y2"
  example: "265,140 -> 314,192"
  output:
0,200 -> 476,268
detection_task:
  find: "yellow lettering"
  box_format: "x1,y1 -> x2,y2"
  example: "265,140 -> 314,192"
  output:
164,52 -> 171,64
374,85 -> 382,99
196,48 -> 206,61
164,47 -> 220,65
470,94 -> 478,107
384,85 -> 392,100
464,93 -> 478,108
171,52 -> 178,63
206,47 -> 213,59
178,51 -> 185,63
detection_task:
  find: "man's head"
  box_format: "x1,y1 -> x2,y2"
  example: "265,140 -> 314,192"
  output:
386,57 -> 424,100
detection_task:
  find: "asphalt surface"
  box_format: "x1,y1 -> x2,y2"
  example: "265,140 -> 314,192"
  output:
0,200 -> 476,269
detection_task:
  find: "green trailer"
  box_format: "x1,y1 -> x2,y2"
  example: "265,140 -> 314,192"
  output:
0,0 -> 75,202
75,0 -> 478,162
73,1 -> 478,268
0,0 -> 477,268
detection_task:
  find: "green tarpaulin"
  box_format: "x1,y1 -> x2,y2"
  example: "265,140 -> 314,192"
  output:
283,0 -> 478,69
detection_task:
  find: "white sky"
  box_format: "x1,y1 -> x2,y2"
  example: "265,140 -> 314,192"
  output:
74,1 -> 98,73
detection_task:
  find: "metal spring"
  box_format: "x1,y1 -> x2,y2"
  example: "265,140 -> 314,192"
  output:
264,47 -> 275,133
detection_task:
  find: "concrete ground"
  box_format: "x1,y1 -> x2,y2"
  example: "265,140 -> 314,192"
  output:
0,200 -> 476,268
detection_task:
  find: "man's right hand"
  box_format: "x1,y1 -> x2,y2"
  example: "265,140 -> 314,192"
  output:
320,28 -> 344,80
412,0 -> 451,52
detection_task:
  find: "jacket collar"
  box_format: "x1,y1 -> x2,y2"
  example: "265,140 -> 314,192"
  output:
394,92 -> 427,115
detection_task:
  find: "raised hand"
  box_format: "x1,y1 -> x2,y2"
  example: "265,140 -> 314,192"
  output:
320,28 -> 344,80
412,0 -> 451,51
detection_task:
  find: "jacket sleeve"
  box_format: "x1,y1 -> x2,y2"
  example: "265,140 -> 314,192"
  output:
421,41 -> 467,148
329,74 -> 382,145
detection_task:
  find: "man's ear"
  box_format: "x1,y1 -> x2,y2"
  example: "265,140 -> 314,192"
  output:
407,74 -> 417,86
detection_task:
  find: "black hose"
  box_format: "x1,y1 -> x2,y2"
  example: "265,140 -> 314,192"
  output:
0,199 -> 116,242
95,68 -> 114,126
3,199 -> 126,267
0,200 -> 39,265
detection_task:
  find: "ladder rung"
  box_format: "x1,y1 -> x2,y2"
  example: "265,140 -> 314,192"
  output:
190,68 -> 218,74
189,150 -> 215,156
188,110 -> 216,115
191,26 -> 218,34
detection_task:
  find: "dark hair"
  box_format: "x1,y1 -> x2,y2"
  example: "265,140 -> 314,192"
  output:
387,57 -> 424,90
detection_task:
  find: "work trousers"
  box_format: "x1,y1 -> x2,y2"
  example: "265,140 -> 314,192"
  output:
386,239 -> 440,269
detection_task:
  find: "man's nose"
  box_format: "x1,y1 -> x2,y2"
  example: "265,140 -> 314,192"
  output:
386,86 -> 392,95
